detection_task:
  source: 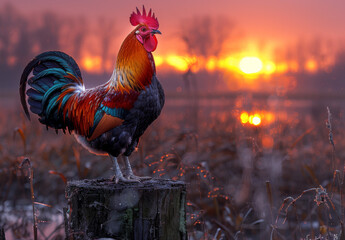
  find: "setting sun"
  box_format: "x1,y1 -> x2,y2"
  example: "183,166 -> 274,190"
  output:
239,57 -> 263,74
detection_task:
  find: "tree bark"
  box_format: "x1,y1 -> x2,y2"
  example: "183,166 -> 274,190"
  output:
0,226 -> 5,240
66,178 -> 186,240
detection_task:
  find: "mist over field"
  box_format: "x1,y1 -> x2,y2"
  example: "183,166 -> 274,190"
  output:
1,1 -> 345,239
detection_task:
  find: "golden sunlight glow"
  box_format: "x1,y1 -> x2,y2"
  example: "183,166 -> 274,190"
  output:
206,57 -> 217,72
82,56 -> 102,73
239,57 -> 263,74
276,62 -> 288,73
166,55 -> 189,72
305,59 -> 317,72
79,52 -> 280,83
218,57 -> 238,71
240,112 -> 249,124
241,112 -> 261,126
154,55 -> 164,67
240,111 -> 276,126
263,61 -> 276,74
249,114 -> 261,126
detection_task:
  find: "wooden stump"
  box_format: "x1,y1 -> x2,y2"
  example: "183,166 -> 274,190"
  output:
66,178 -> 186,240
0,226 -> 5,240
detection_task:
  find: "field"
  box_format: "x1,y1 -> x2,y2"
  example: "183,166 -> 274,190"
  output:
0,93 -> 345,240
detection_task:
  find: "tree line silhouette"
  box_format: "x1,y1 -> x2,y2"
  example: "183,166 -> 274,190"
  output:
0,3 -> 116,91
1,2 -> 345,94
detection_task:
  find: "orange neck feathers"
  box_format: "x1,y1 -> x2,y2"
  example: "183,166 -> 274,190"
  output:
109,29 -> 154,92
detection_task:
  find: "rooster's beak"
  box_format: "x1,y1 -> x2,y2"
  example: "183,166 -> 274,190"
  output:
151,29 -> 162,35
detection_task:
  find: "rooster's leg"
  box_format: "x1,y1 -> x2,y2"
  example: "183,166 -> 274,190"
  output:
110,156 -> 137,183
123,156 -> 151,181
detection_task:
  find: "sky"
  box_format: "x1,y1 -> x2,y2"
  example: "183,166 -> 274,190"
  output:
2,0 -> 345,93
7,0 -> 345,50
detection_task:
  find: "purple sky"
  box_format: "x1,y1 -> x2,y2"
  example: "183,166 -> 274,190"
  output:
8,0 -> 345,50
1,0 -> 345,93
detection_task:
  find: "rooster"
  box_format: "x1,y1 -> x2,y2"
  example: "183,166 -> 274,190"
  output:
19,6 -> 164,183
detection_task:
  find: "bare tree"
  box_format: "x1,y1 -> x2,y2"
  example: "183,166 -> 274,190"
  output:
33,12 -> 62,52
179,15 -> 235,92
0,3 -> 27,67
283,37 -> 337,73
179,15 -> 235,132
60,16 -> 88,61
181,15 -> 234,58
98,17 -> 117,73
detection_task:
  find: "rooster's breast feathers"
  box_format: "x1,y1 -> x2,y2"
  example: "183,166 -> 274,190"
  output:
86,87 -> 141,140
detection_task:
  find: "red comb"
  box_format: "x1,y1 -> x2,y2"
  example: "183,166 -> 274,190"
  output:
130,6 -> 159,29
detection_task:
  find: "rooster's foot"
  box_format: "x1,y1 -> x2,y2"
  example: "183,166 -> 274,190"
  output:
123,156 -> 151,181
110,156 -> 139,183
111,175 -> 139,183
126,174 -> 151,181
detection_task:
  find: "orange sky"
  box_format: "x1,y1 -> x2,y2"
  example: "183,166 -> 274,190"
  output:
3,0 -> 345,92
9,0 -> 345,53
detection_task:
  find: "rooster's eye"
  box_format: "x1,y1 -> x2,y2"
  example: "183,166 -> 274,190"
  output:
142,28 -> 147,32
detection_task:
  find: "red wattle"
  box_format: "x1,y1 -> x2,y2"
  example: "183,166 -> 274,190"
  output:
144,35 -> 158,52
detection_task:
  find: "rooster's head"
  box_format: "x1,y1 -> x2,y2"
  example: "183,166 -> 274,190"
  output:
130,6 -> 161,52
